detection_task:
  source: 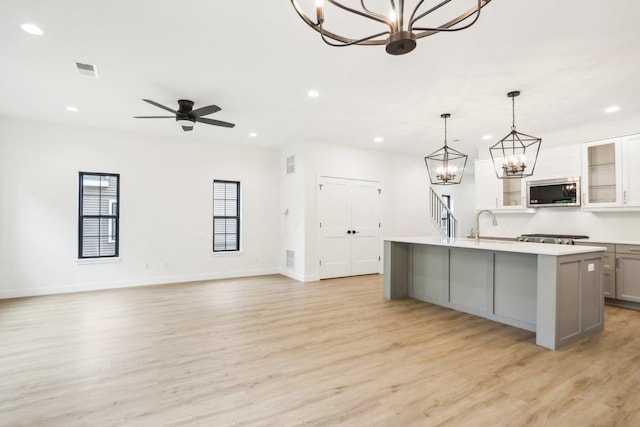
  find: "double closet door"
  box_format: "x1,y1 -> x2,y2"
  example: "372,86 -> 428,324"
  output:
318,177 -> 381,279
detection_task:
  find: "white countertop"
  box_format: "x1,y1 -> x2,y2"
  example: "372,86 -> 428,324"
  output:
384,236 -> 607,256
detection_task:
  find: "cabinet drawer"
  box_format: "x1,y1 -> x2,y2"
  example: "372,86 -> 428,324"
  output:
616,244 -> 640,254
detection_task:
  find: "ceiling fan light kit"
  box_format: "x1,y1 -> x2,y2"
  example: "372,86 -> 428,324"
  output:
425,113 -> 468,185
489,91 -> 542,179
134,99 -> 235,132
290,0 -> 492,55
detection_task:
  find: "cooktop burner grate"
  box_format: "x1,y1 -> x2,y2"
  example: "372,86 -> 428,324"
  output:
520,234 -> 589,239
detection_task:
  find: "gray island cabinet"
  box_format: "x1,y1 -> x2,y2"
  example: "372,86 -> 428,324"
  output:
383,237 -> 607,350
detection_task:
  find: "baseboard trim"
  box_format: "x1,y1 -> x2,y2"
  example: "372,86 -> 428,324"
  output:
0,268 -> 281,299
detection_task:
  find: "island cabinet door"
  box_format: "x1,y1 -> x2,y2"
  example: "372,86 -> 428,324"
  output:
411,245 -> 448,304
493,252 -> 537,328
448,248 -> 493,313
540,254 -> 604,349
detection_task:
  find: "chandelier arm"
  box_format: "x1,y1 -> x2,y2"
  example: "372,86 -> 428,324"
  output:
409,0 -> 454,29
326,0 -> 392,26
359,0 -> 391,23
412,8 -> 480,33
408,0 -> 427,28
412,0 -> 485,33
290,0 -> 388,45
319,26 -> 392,47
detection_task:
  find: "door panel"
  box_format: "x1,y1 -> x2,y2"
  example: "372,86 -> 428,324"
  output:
351,182 -> 381,275
318,180 -> 351,279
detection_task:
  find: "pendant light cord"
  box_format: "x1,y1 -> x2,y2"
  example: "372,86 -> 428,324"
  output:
443,115 -> 448,147
512,95 -> 516,131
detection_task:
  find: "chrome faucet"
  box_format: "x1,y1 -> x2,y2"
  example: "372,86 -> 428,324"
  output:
475,210 -> 498,243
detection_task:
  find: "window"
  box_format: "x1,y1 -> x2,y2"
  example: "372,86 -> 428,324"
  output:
213,180 -> 240,252
79,172 -> 120,258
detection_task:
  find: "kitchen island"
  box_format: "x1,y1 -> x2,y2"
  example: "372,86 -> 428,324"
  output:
384,237 -> 607,350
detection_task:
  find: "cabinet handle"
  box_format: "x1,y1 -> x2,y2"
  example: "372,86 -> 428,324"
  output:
495,197 -> 499,208
629,248 -> 640,252
624,191 -> 627,204
616,257 -> 620,269
582,193 -> 586,204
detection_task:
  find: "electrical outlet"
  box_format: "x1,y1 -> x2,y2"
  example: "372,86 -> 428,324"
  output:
588,263 -> 595,272
145,263 -> 151,270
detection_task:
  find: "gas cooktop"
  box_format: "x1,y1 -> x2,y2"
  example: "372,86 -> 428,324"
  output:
516,234 -> 589,244
520,234 -> 589,239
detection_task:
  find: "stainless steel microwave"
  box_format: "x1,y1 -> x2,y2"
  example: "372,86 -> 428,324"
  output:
527,177 -> 581,207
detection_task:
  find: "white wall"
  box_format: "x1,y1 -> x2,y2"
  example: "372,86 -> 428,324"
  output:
0,118 -> 280,298
279,141 -> 443,281
279,144 -> 307,281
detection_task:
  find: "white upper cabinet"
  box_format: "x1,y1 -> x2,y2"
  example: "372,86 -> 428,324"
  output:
475,159 -> 528,211
621,134 -> 640,207
582,138 -> 623,208
582,134 -> 640,210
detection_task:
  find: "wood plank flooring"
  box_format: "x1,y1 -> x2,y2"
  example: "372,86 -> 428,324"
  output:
1,274 -> 640,426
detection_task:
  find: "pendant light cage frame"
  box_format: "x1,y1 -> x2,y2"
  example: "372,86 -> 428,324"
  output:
425,113 -> 468,185
489,91 -> 542,179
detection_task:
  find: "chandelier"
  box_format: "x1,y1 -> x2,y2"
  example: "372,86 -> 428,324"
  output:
489,91 -> 541,179
425,114 -> 468,185
290,0 -> 492,55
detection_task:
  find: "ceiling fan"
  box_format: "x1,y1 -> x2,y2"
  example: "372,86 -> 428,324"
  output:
134,99 -> 235,131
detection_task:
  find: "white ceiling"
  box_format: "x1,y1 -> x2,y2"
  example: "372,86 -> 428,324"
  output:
1,0 -> 639,159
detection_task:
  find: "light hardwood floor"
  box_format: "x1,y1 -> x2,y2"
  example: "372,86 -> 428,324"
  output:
1,274 -> 639,426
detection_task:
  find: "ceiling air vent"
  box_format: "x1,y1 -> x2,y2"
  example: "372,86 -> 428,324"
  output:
75,62 -> 99,79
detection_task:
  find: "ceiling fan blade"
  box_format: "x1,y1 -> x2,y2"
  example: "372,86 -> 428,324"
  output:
142,99 -> 177,114
133,116 -> 175,118
195,117 -> 235,128
182,126 -> 194,131
191,104 -> 221,117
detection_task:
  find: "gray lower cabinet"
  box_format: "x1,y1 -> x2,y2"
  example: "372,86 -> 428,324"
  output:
616,244 -> 640,303
603,251 -> 616,297
576,243 -> 615,298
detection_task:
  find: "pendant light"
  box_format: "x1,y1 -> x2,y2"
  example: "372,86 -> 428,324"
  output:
489,91 -> 541,179
425,114 -> 468,185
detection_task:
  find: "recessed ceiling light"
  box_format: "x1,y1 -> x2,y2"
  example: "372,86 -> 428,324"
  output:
21,23 -> 43,36
307,90 -> 319,98
373,137 -> 383,143
66,106 -> 78,112
249,132 -> 257,137
604,105 -> 620,114
482,134 -> 492,140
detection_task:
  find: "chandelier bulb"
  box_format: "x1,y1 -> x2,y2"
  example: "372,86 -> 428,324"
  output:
316,0 -> 324,24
